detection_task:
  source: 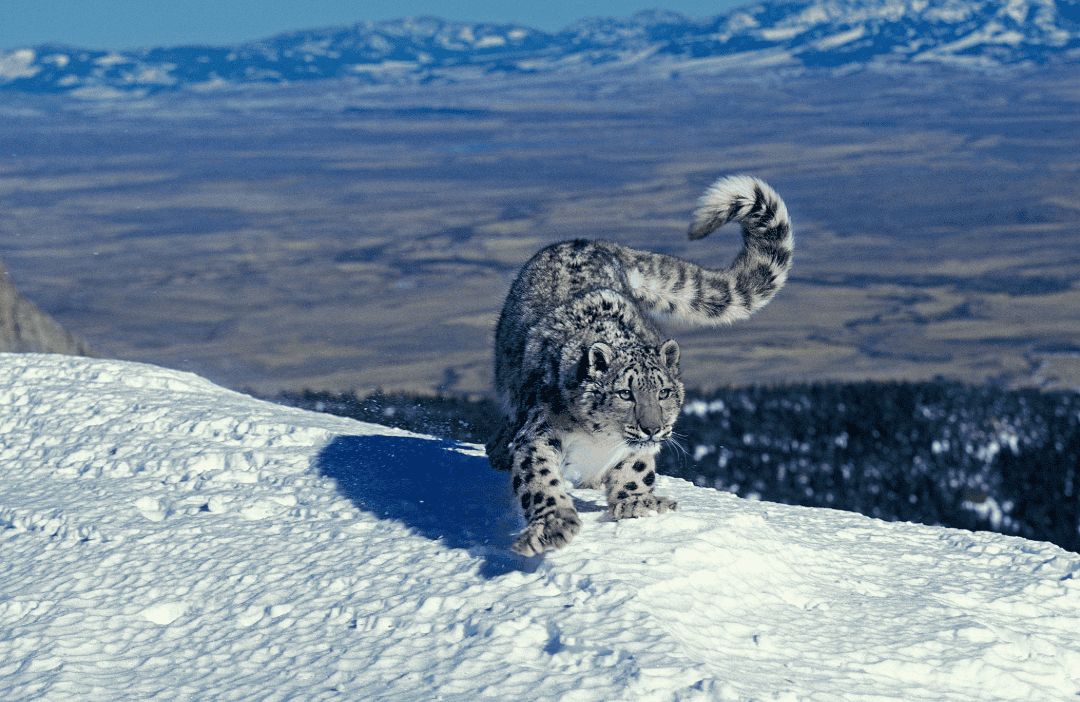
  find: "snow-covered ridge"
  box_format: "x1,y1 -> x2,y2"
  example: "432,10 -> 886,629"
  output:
2,0 -> 1078,95
1,353 -> 1079,700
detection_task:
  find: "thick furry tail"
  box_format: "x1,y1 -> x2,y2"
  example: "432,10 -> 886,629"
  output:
624,175 -> 794,326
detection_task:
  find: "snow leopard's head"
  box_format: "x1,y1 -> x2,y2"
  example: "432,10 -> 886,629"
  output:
568,340 -> 685,450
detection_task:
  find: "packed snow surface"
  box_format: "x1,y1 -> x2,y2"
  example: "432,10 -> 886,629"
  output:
2,353 -> 1079,701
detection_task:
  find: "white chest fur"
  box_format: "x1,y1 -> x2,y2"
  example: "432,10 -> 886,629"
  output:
558,430 -> 643,488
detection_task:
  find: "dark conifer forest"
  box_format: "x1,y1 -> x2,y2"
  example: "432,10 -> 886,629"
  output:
277,381 -> 1080,554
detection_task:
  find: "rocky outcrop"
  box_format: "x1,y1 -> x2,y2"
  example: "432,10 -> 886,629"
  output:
0,254 -> 95,356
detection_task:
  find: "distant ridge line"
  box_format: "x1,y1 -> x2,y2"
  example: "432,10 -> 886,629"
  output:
1,0 -> 1078,95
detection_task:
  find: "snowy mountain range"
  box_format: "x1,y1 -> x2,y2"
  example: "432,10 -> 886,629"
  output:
2,0 -> 1079,96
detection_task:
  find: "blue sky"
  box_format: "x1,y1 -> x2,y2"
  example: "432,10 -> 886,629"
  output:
2,0 -> 749,50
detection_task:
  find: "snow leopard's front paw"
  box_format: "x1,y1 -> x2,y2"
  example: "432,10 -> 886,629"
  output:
609,493 -> 678,520
512,508 -> 582,556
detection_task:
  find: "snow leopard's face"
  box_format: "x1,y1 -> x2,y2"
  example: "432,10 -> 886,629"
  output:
570,340 -> 684,449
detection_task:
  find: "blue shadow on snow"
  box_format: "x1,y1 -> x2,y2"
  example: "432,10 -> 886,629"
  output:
317,433 -> 540,578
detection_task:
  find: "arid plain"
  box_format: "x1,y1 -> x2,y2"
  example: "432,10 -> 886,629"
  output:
2,66 -> 1078,397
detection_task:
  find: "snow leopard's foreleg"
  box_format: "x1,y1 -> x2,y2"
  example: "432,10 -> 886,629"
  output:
504,412 -> 581,556
602,454 -> 677,519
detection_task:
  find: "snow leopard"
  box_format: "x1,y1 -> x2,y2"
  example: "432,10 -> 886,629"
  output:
486,175 -> 794,556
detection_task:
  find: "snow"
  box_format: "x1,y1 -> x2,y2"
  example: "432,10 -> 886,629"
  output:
2,353 -> 1079,701
0,49 -> 39,80
814,26 -> 869,50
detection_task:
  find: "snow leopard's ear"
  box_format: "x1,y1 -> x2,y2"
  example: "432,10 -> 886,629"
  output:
659,339 -> 680,369
576,341 -> 613,383
588,342 -> 613,374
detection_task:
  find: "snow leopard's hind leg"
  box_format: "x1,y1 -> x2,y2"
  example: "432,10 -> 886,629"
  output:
602,454 -> 677,520
484,419 -> 515,473
501,412 -> 581,557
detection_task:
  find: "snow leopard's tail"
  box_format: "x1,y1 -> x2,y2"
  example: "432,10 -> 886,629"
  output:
623,174 -> 794,327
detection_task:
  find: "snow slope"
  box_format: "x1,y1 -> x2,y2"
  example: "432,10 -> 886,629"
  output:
1,353 -> 1079,701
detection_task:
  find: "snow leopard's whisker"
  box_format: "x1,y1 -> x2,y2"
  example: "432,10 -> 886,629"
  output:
665,435 -> 689,460
662,435 -> 691,472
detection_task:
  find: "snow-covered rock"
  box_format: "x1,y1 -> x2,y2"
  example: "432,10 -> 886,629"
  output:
1,353 -> 1078,700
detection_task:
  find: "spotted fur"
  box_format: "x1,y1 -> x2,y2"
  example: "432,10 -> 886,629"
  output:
486,175 -> 794,556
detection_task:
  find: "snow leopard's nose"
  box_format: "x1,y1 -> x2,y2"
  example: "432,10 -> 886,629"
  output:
636,402 -> 663,439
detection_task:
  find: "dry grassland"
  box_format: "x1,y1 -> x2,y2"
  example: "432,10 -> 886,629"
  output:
1,67 -> 1078,395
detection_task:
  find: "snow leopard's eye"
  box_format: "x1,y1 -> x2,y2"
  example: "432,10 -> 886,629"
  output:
617,389 -> 633,401
657,388 -> 671,400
